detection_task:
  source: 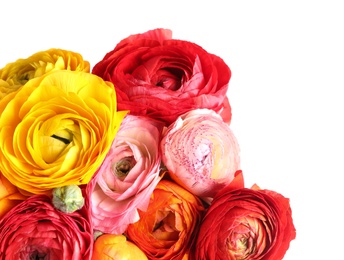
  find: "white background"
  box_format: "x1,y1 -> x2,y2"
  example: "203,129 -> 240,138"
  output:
1,1 -> 343,259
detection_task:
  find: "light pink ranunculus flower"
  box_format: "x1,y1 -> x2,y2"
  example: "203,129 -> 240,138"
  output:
160,109 -> 241,200
88,114 -> 163,234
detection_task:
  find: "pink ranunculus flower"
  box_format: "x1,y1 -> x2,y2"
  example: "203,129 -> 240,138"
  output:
88,114 -> 164,234
92,28 -> 232,126
160,108 -> 241,200
0,194 -> 93,260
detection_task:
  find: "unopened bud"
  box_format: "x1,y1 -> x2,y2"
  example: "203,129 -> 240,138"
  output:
52,184 -> 84,213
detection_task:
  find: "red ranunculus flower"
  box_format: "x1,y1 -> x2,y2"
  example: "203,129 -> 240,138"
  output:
92,28 -> 231,126
0,194 -> 93,260
192,171 -> 296,260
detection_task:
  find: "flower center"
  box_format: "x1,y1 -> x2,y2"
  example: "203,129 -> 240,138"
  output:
154,68 -> 183,91
40,128 -> 74,164
51,133 -> 72,145
152,210 -> 179,241
29,250 -> 47,260
112,156 -> 135,178
226,233 -> 250,259
226,220 -> 257,259
17,70 -> 34,85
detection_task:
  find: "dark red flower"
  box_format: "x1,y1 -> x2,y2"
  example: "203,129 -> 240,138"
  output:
0,194 -> 93,260
192,172 -> 296,260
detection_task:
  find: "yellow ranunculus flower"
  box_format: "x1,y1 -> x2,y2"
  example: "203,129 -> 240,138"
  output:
0,48 -> 90,101
0,70 -> 127,195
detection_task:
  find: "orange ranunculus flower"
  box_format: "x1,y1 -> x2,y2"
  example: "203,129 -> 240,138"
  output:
0,70 -> 127,195
0,48 -> 90,101
92,234 -> 148,260
126,179 -> 205,260
0,173 -> 26,219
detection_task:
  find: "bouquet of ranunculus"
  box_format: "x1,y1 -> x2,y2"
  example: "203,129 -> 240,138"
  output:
0,28 -> 296,259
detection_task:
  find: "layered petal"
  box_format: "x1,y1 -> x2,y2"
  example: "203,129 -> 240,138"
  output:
88,114 -> 163,234
161,109 -> 240,199
0,70 -> 127,195
0,48 -> 90,102
0,172 -> 26,219
0,194 -> 93,260
92,28 -> 231,125
126,180 -> 205,260
193,175 -> 296,260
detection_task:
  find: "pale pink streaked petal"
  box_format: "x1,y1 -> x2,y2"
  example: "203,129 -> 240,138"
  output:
160,109 -> 241,200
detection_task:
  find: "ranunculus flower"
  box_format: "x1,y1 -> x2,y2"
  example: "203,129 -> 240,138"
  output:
160,108 -> 240,200
0,173 -> 26,219
92,28 -> 231,126
192,171 -> 296,260
0,194 -> 93,259
125,179 -> 205,260
88,114 -> 163,234
0,48 -> 90,101
0,70 -> 127,195
92,234 -> 148,260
